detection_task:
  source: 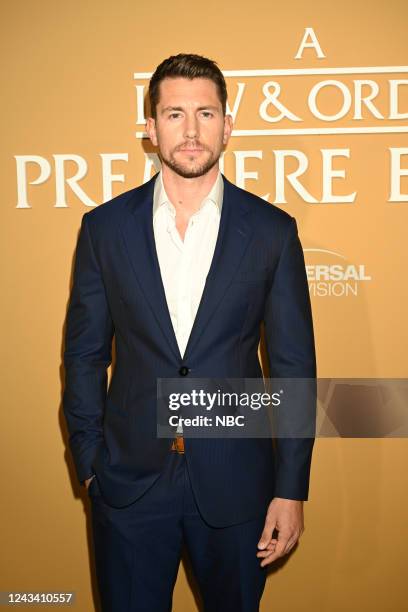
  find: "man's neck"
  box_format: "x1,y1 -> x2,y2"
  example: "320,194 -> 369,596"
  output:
161,164 -> 219,214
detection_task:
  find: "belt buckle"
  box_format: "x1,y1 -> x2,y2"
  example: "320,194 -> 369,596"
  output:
171,436 -> 185,454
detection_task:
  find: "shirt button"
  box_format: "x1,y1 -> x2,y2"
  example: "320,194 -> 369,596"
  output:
178,366 -> 190,376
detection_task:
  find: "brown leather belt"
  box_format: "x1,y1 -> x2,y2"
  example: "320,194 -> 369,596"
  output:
171,436 -> 185,453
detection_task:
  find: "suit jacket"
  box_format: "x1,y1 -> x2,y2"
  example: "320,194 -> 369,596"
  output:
62,172 -> 316,527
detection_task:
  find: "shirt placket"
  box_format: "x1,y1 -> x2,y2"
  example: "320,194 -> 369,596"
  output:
179,213 -> 199,358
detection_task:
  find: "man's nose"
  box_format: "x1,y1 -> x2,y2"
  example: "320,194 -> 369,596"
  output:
184,115 -> 199,139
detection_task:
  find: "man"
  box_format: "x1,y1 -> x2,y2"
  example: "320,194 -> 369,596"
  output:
63,53 -> 316,611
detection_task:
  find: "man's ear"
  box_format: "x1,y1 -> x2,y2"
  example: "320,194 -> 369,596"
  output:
223,114 -> 233,145
145,117 -> 158,146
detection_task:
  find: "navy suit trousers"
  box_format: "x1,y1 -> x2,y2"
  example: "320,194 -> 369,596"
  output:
88,450 -> 268,612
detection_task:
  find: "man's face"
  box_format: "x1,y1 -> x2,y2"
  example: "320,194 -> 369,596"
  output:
146,77 -> 233,179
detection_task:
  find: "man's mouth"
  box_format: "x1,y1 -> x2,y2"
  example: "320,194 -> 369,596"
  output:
178,144 -> 205,152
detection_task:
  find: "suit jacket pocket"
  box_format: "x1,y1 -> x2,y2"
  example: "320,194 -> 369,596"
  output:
87,476 -> 99,497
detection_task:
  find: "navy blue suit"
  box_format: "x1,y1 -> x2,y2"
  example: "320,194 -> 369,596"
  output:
63,172 -> 316,611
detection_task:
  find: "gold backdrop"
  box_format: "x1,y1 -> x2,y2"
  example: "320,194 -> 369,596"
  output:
1,0 -> 408,610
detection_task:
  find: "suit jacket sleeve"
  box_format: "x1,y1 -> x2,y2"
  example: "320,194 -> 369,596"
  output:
62,212 -> 114,484
264,216 -> 316,500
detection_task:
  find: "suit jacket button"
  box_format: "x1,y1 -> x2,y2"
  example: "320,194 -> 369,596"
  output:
179,366 -> 190,376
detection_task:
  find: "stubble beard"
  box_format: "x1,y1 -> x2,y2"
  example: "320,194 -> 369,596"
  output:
159,145 -> 221,179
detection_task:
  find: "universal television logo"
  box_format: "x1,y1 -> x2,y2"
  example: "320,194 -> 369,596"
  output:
304,248 -> 372,297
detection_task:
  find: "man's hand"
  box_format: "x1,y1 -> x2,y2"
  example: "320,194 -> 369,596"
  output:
257,497 -> 305,567
84,475 -> 95,490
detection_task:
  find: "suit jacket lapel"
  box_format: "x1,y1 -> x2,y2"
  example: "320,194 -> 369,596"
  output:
119,173 -> 254,363
119,174 -> 182,361
182,176 -> 254,361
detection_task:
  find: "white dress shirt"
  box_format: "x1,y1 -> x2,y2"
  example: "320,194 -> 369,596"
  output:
152,168 -> 224,435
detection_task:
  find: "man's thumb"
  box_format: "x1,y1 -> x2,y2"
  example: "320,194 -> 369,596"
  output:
258,521 -> 276,549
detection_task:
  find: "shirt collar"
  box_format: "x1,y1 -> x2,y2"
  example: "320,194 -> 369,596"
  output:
152,168 -> 224,219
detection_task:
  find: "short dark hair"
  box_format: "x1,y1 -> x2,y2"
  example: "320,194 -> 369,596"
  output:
148,53 -> 227,119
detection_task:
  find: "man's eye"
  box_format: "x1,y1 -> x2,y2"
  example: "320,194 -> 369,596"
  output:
169,113 -> 181,119
201,111 -> 213,118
